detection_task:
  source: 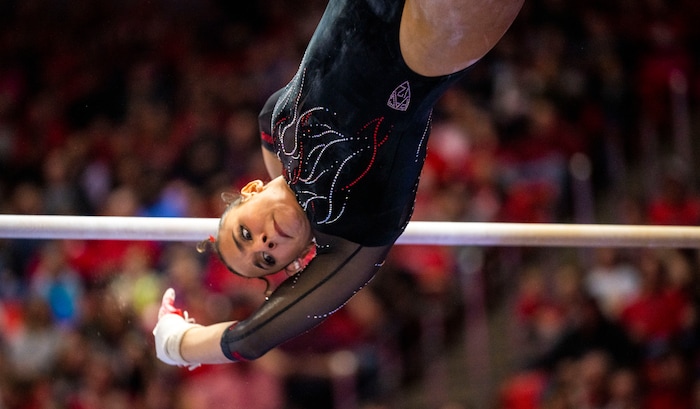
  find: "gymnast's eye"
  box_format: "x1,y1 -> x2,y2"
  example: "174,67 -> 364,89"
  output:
240,226 -> 252,241
262,252 -> 276,266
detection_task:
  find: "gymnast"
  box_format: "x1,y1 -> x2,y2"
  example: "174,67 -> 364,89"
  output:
153,0 -> 524,367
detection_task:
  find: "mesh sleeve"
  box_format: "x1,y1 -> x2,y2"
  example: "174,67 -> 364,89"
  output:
258,88 -> 284,153
220,231 -> 391,361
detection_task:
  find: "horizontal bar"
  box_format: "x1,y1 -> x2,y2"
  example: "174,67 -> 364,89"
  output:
399,221 -> 700,248
0,215 -> 699,248
0,215 -> 219,242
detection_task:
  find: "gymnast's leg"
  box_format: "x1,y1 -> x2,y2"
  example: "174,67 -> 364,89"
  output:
400,0 -> 524,76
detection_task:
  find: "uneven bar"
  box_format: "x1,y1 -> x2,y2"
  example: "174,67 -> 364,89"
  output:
1,215 -> 700,248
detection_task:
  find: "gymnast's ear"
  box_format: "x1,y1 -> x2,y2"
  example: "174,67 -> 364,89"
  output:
240,180 -> 264,201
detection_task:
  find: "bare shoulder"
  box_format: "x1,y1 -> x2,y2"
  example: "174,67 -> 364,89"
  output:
400,0 -> 524,76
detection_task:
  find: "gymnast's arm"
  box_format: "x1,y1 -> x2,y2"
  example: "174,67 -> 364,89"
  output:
209,89 -> 392,361
259,88 -> 284,178
161,119 -> 285,365
155,234 -> 391,366
218,233 -> 390,361
154,91 -> 391,366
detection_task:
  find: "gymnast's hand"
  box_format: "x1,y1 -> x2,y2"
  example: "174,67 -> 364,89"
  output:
152,288 -> 203,370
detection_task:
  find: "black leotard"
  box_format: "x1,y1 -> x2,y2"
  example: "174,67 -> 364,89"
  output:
220,0 -> 467,361
261,0 -> 464,246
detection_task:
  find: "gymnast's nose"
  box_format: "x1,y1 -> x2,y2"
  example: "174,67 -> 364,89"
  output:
260,234 -> 275,249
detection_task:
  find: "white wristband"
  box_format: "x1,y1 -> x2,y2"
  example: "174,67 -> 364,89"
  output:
153,313 -> 202,369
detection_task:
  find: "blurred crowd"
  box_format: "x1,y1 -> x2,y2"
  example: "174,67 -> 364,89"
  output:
1,0 -> 700,408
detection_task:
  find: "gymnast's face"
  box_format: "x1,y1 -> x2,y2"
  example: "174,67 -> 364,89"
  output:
217,179 -> 313,278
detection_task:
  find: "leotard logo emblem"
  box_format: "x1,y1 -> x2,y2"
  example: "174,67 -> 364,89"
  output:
387,81 -> 411,111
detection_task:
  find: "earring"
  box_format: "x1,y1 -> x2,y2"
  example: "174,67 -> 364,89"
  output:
221,192 -> 238,204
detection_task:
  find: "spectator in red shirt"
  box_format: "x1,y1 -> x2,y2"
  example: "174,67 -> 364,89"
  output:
647,170 -> 700,226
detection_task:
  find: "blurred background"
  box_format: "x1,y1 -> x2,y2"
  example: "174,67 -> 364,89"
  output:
1,0 -> 700,408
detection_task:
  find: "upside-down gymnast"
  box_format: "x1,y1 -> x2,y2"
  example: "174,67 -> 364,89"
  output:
153,0 -> 524,367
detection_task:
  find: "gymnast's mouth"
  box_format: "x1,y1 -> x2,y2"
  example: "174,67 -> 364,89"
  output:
273,218 -> 292,239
